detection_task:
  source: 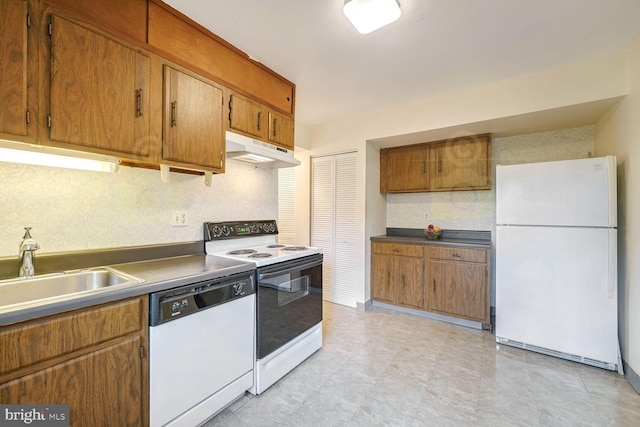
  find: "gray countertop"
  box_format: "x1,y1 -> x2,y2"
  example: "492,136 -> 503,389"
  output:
0,254 -> 254,326
371,228 -> 492,249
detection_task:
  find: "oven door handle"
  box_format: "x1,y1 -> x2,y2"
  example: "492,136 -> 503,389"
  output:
257,259 -> 322,280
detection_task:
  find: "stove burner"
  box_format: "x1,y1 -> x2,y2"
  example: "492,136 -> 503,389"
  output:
282,246 -> 308,251
249,253 -> 273,258
227,249 -> 257,255
267,244 -> 285,248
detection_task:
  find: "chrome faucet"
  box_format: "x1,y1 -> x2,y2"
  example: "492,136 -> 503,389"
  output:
18,227 -> 40,278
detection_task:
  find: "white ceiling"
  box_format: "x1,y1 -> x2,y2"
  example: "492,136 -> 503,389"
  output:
163,0 -> 640,128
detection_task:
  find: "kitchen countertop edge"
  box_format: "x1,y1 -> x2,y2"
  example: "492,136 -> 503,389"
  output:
371,234 -> 491,249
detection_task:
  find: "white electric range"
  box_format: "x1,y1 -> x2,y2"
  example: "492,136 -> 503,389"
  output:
204,220 -> 323,395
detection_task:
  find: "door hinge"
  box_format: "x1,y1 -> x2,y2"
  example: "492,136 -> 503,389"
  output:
47,115 -> 52,128
25,110 -> 30,125
139,346 -> 144,358
26,13 -> 31,28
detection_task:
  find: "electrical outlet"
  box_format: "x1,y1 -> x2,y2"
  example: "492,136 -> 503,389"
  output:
424,212 -> 430,220
172,210 -> 188,227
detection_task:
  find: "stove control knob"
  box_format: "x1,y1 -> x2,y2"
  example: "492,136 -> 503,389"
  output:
180,299 -> 189,310
212,225 -> 222,238
233,282 -> 245,296
269,223 -> 276,232
250,225 -> 258,233
221,225 -> 231,236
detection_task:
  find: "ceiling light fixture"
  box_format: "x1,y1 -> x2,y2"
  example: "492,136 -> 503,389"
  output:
0,140 -> 119,173
343,0 -> 402,34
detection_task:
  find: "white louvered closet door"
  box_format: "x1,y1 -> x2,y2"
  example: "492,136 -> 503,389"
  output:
311,152 -> 358,307
277,167 -> 296,244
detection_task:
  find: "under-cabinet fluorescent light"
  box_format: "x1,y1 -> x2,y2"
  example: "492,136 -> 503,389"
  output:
343,0 -> 402,34
0,140 -> 119,173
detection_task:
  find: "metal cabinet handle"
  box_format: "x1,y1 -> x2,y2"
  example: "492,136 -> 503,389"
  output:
433,279 -> 436,293
136,89 -> 143,117
257,111 -> 262,131
170,101 -> 177,127
452,253 -> 461,258
273,118 -> 277,137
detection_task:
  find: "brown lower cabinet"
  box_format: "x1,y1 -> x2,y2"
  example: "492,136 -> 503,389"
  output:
427,246 -> 490,323
371,242 -> 425,310
0,296 -> 148,427
371,241 -> 490,324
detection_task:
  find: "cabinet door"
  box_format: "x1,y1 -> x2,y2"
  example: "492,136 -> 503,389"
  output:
45,0 -> 148,42
0,0 -> 28,137
49,14 -> 150,157
429,259 -> 487,321
0,337 -> 143,427
371,253 -> 395,304
396,256 -> 425,309
431,136 -> 490,190
268,110 -> 294,149
228,93 -> 265,138
384,145 -> 430,192
164,65 -> 224,170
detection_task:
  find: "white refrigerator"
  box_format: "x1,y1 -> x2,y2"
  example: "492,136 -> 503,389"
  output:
495,156 -> 620,372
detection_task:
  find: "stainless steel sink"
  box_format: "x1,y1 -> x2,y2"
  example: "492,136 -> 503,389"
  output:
0,267 -> 144,307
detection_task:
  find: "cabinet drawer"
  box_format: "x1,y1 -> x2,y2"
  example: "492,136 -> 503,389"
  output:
373,242 -> 424,257
0,297 -> 144,376
429,246 -> 486,263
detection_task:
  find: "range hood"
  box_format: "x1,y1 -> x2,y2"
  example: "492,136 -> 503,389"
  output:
225,131 -> 300,168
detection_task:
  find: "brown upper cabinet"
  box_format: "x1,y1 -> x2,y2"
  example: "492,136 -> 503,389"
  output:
380,134 -> 491,193
162,64 -> 224,172
147,1 -> 295,116
47,12 -> 151,158
0,0 -> 296,172
44,0 -> 148,43
227,91 -> 295,150
380,144 -> 430,192
430,134 -> 491,191
0,0 -> 30,139
268,110 -> 295,150
228,93 -> 265,138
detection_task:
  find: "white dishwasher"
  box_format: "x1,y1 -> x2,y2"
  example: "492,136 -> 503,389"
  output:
149,272 -> 255,427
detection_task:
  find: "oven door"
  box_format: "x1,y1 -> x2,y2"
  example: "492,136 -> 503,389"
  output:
256,253 -> 323,359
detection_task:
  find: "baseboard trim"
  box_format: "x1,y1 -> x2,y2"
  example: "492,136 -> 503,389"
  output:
370,301 -> 484,330
624,359 -> 640,394
357,300 -> 372,312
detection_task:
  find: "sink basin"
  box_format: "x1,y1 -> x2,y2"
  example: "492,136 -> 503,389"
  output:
0,267 -> 144,307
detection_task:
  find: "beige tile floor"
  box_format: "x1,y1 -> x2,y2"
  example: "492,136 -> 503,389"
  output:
204,302 -> 640,426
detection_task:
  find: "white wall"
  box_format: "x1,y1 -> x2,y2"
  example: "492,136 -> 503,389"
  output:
595,37 -> 640,383
0,159 -> 278,257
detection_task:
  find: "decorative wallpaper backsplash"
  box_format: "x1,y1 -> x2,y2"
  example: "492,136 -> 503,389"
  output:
386,126 -> 596,230
0,159 -> 278,257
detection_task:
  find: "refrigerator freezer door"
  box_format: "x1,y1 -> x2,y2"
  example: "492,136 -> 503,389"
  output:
495,225 -> 618,365
496,156 -> 616,227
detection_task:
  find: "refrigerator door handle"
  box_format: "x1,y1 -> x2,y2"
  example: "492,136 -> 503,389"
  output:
606,156 -> 618,227
607,228 -> 617,298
